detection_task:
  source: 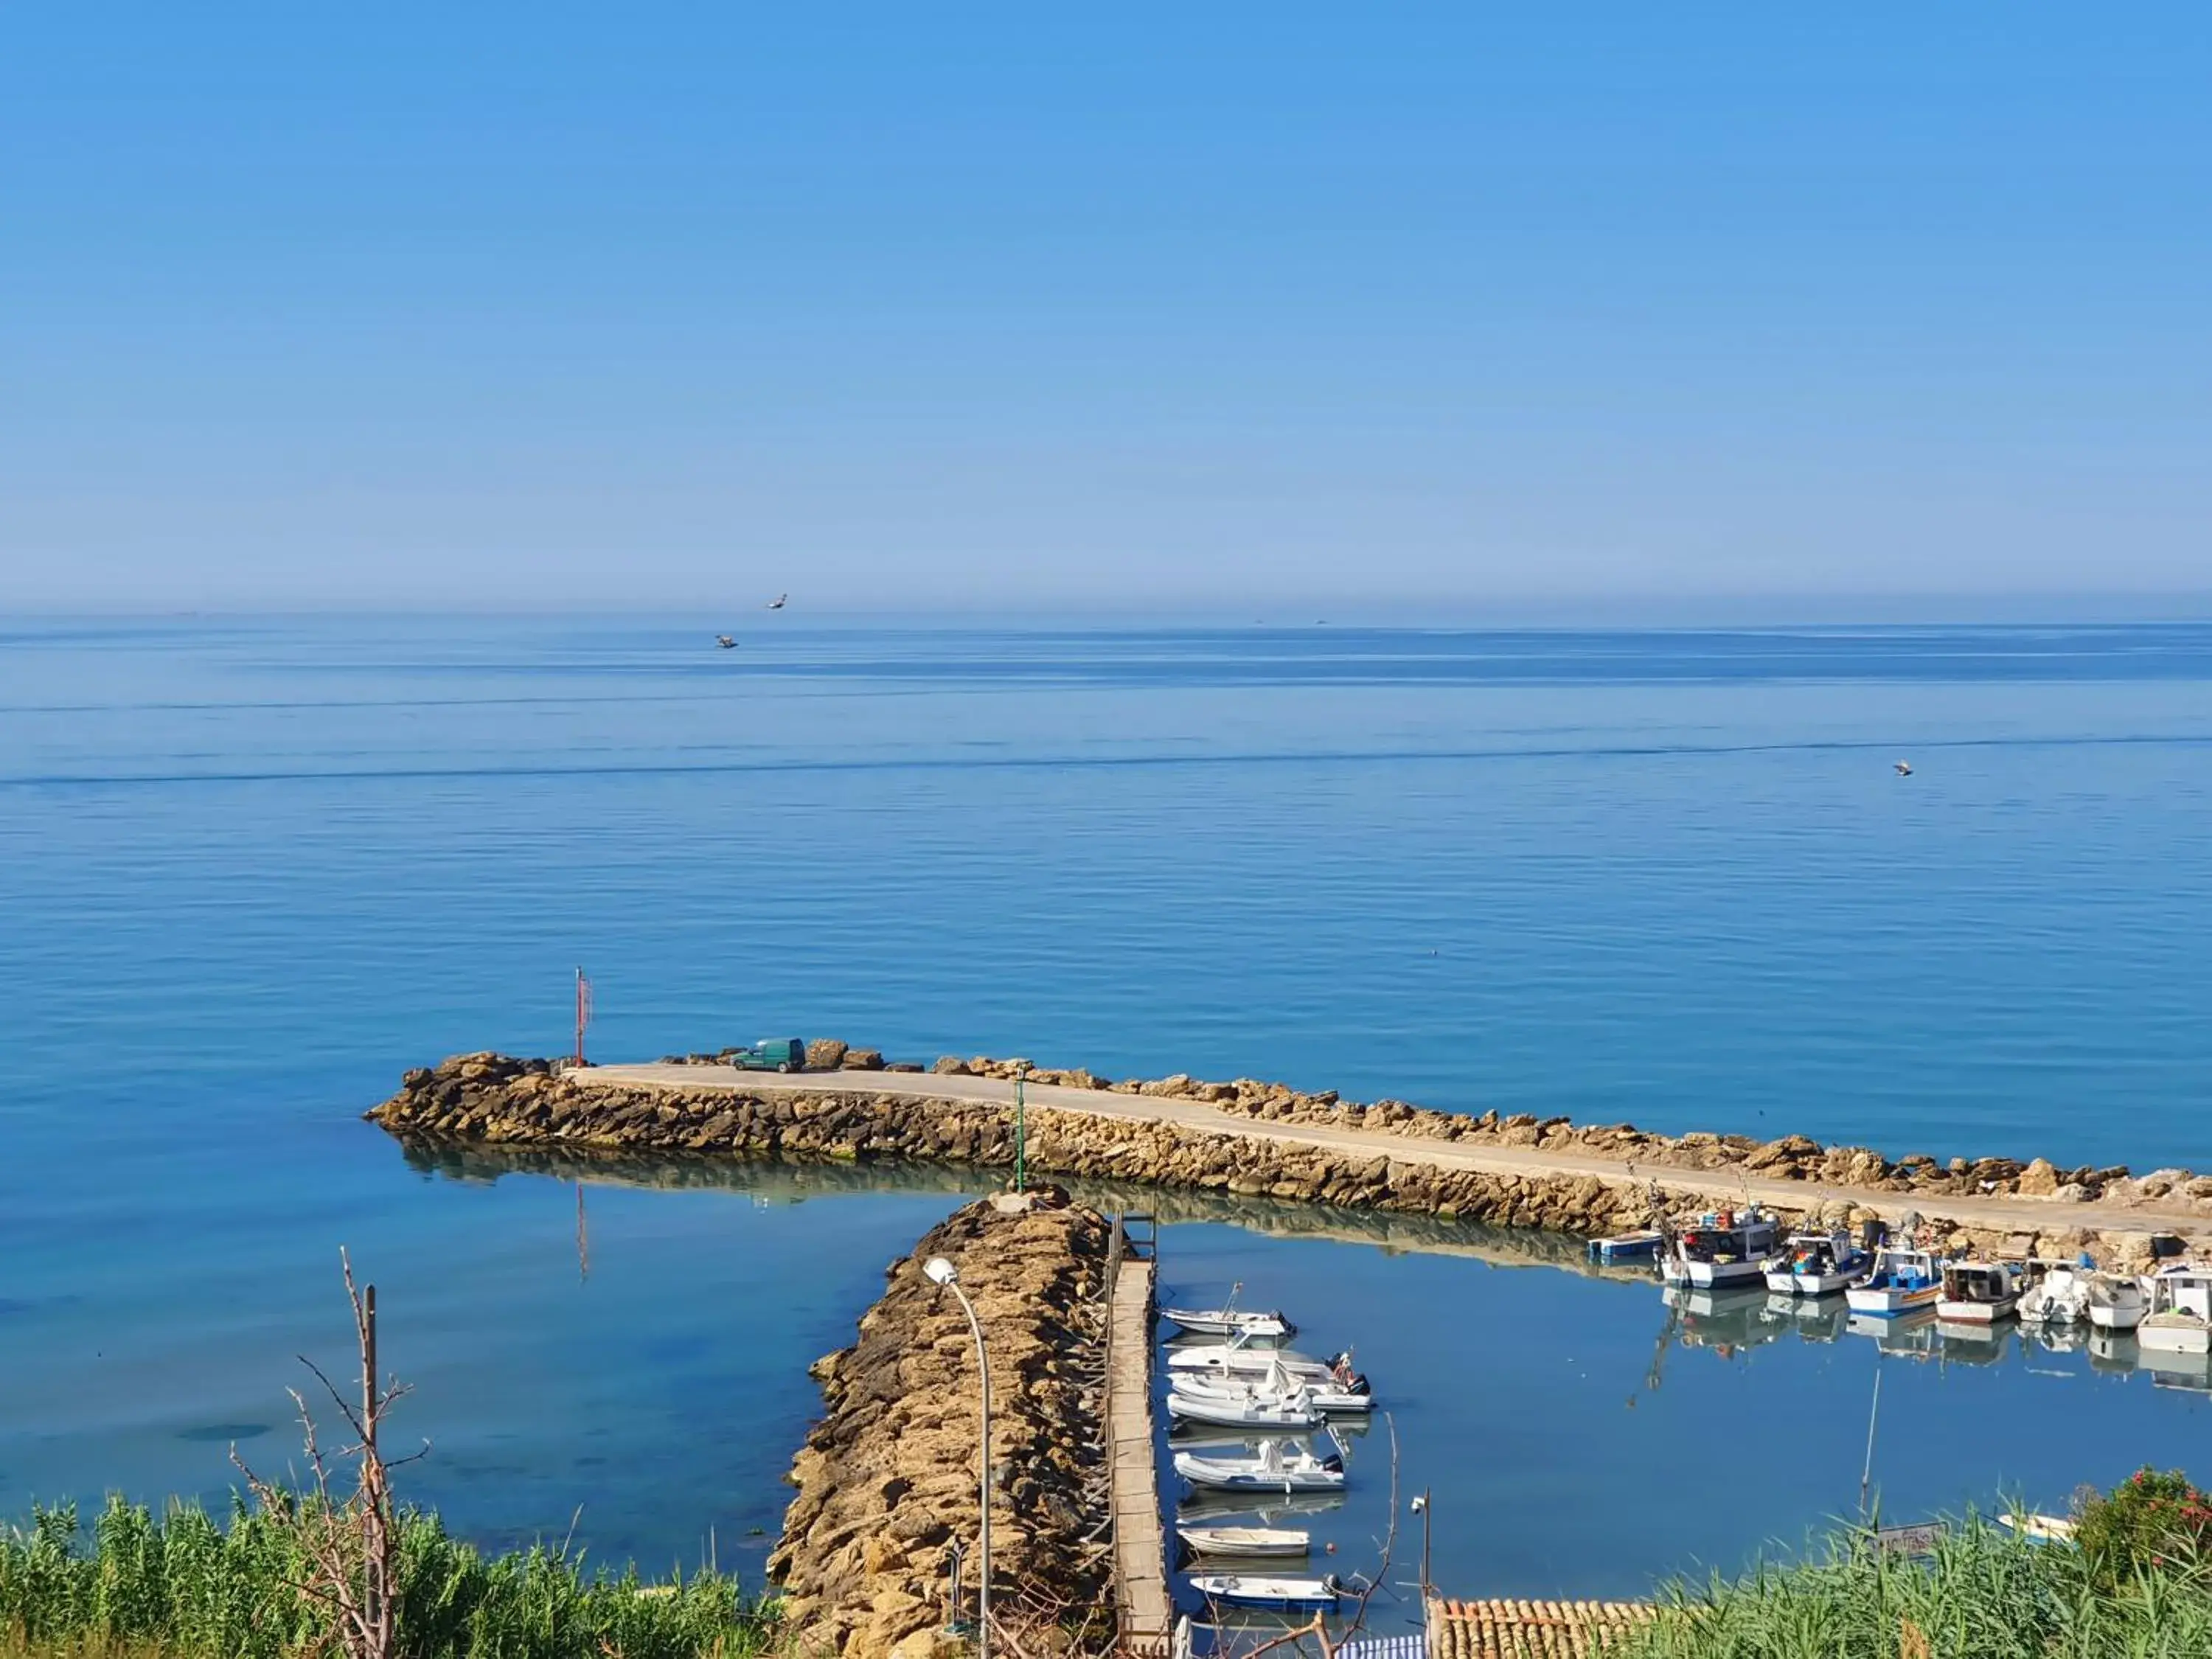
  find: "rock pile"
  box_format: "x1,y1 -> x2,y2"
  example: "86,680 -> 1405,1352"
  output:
768,1191 -> 1114,1659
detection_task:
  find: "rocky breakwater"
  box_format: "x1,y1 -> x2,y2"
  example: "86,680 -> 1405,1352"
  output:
369,1052 -> 2212,1268
771,1190 -> 1114,1659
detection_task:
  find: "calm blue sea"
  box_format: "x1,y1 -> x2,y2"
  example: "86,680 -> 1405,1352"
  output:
4,616 -> 2211,1610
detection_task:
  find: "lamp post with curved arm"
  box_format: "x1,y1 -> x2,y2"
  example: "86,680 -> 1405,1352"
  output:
925,1256 -> 991,1659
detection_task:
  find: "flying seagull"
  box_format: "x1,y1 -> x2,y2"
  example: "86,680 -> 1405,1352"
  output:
715,635 -> 737,650
765,594 -> 788,611
1894,760 -> 1912,776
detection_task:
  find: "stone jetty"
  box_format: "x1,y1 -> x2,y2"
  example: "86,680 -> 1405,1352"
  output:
768,1189 -> 1115,1659
366,1049 -> 2212,1267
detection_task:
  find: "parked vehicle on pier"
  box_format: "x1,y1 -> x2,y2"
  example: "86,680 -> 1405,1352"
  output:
1660,1208 -> 1783,1289
1845,1248 -> 1944,1317
728,1038 -> 807,1072
1762,1231 -> 1873,1296
1936,1260 -> 2023,1324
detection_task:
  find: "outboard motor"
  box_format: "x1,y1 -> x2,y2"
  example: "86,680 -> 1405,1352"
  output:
1321,1452 -> 1345,1473
1341,1373 -> 1372,1397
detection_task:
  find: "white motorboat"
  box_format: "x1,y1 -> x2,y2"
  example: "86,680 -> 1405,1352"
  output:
1166,1331 -> 1345,1380
1936,1260 -> 2021,1324
1167,1390 -> 1323,1431
1172,1357 -> 1374,1415
2018,1261 -> 2091,1326
1178,1526 -> 1310,1560
1846,1248 -> 1944,1317
2138,1265 -> 2212,1356
1174,1439 -> 1346,1495
2087,1270 -> 2148,1332
1763,1231 -> 1873,1295
1661,1208 -> 1783,1289
1186,1573 -> 1340,1611
1161,1306 -> 1297,1340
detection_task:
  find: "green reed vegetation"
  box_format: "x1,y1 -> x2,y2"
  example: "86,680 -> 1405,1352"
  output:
1618,1475 -> 2212,1659
0,1497 -> 776,1659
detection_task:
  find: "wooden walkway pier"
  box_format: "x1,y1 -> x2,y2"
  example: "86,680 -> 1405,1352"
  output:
1106,1222 -> 1170,1657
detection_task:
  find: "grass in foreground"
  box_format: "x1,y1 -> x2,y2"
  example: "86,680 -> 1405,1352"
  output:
0,1497 -> 776,1659
1617,1507 -> 2212,1659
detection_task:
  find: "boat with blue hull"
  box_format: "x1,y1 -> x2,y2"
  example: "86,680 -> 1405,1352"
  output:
1846,1248 -> 1944,1317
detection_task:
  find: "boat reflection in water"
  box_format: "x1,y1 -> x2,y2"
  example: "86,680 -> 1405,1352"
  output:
1765,1290 -> 1850,1343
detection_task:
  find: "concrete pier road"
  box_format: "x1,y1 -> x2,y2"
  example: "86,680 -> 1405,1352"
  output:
585,1063 -> 2211,1244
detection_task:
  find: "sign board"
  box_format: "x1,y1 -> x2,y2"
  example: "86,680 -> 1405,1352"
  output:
1873,1521 -> 1947,1557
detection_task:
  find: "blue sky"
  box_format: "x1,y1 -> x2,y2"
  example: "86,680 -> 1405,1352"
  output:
3,6 -> 2207,613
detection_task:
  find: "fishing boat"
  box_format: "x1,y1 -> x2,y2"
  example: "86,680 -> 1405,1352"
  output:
1161,1306 -> 1297,1340
2087,1270 -> 2148,1332
1845,1248 -> 1944,1317
1174,1439 -> 1346,1495
2138,1265 -> 2212,1356
1763,1231 -> 1873,1295
1935,1260 -> 2022,1324
2017,1260 -> 2091,1326
1178,1526 -> 1310,1561
1660,1208 -> 1783,1289
1587,1228 -> 1663,1265
1166,1331 -> 1346,1380
1173,1357 -> 1374,1415
1167,1390 -> 1324,1431
1186,1574 -> 1340,1612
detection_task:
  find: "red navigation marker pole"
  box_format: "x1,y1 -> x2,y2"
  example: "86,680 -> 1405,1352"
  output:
574,967 -> 593,1066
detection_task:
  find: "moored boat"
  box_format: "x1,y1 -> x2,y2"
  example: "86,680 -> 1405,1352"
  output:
2018,1260 -> 2091,1326
1588,1229 -> 1663,1265
1178,1526 -> 1310,1561
1172,1357 -> 1374,1415
1166,1331 -> 1346,1380
1763,1231 -> 1873,1295
1845,1248 -> 1944,1318
1174,1439 -> 1347,1495
1186,1573 -> 1340,1611
1167,1389 -> 1324,1431
1661,1208 -> 1784,1290
2087,1270 -> 2148,1332
1162,1306 -> 1297,1340
1936,1260 -> 2022,1324
2138,1265 -> 2212,1356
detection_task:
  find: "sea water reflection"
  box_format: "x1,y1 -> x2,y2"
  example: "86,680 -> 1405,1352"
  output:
389,1144 -> 2212,1610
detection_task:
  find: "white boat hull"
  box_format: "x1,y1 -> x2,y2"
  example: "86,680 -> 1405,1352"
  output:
1666,1259 -> 1767,1289
1935,1296 -> 2016,1324
1162,1309 -> 1295,1340
1846,1285 -> 1941,1317
2139,1319 -> 2212,1356
1186,1573 -> 1339,1610
1179,1526 -> 1310,1560
2089,1301 -> 2146,1331
1167,1394 -> 1322,1431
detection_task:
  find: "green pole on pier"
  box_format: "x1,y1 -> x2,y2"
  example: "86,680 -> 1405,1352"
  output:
1014,1068 -> 1027,1192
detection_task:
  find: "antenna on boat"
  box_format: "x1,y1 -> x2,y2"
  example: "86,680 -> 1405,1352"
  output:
1860,1356 -> 1885,1520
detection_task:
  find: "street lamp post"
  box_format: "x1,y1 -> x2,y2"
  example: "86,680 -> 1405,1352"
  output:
1013,1068 -> 1027,1192
925,1256 -> 992,1659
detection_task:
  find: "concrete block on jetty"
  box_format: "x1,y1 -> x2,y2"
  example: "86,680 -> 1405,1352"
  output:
368,1050 -> 2212,1268
768,1189 -> 1114,1659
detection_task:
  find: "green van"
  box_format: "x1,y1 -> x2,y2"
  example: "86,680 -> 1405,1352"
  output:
729,1037 -> 807,1073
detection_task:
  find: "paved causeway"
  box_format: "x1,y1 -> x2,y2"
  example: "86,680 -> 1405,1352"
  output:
588,1063 -> 2211,1242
